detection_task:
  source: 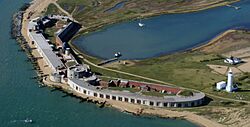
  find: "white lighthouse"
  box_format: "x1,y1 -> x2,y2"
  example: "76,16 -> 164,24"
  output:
226,68 -> 233,92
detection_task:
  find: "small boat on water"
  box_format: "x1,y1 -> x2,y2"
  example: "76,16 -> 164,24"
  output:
24,118 -> 33,123
235,6 -> 241,10
10,118 -> 33,124
138,22 -> 145,27
114,52 -> 122,57
226,4 -> 241,10
138,19 -> 145,27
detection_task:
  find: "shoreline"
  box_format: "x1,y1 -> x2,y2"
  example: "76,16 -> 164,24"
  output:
43,82 -> 220,127
77,0 -> 240,34
16,0 -> 243,127
192,29 -> 237,51
70,0 -> 242,61
70,29 -> 241,62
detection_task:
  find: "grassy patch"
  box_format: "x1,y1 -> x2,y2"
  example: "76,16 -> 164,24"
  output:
44,3 -> 64,15
44,27 -> 58,43
55,0 -> 238,31
178,90 -> 193,97
115,52 -> 225,91
109,87 -> 140,93
141,91 -> 174,97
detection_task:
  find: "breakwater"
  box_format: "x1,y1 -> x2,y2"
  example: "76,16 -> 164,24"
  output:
11,3 -> 46,87
11,3 -> 30,39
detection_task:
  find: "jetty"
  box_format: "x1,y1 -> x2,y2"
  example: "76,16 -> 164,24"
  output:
97,58 -> 118,66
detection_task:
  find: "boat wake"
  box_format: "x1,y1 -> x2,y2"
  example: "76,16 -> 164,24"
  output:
10,118 -> 33,124
226,4 -> 241,10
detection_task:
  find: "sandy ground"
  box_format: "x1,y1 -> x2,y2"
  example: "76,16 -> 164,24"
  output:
43,80 -> 225,127
207,64 -> 242,75
223,47 -> 250,58
204,107 -> 250,127
198,30 -> 250,74
224,48 -> 250,73
21,0 -> 57,43
238,58 -> 250,72
46,77 -> 250,127
207,64 -> 228,75
223,47 -> 250,73
21,0 -> 58,75
193,30 -> 237,52
103,60 -> 136,69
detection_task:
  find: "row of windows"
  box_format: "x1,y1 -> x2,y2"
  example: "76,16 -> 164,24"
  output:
85,89 -> 147,105
73,84 -> 201,107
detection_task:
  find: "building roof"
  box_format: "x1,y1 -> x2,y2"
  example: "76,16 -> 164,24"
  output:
217,81 -> 226,85
68,64 -> 89,72
28,21 -> 64,71
56,22 -> 81,43
84,75 -> 97,82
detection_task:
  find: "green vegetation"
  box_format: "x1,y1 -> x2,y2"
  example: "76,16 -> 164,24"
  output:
41,1 -> 250,124
44,27 -> 58,43
178,90 -> 194,97
109,87 -> 140,93
102,51 -> 250,101
114,52 -> 225,91
237,72 -> 250,85
54,0 -> 238,34
141,91 -> 174,97
88,62 -> 153,83
57,0 -> 89,15
65,60 -> 78,67
44,3 -> 64,15
69,25 -> 250,102
44,0 -> 250,103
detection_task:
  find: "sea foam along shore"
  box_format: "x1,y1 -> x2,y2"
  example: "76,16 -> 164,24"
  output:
19,0 -> 232,127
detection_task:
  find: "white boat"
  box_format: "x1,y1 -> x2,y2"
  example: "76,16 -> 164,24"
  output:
138,22 -> 145,27
224,56 -> 242,65
10,118 -> 33,124
138,19 -> 145,27
114,52 -> 122,57
235,6 -> 240,10
24,118 -> 33,123
226,4 -> 240,10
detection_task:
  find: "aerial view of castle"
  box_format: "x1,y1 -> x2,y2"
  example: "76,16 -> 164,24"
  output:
1,0 -> 250,127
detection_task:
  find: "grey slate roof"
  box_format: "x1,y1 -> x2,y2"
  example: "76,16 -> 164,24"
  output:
28,21 -> 64,71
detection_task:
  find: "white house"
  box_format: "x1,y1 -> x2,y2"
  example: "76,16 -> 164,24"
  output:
224,56 -> 242,65
216,81 -> 226,90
